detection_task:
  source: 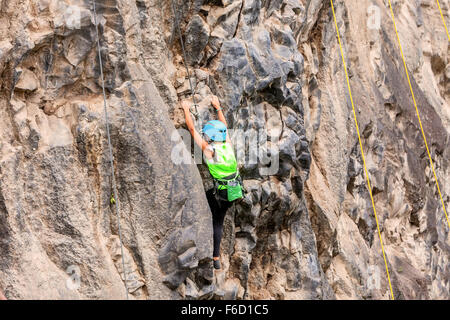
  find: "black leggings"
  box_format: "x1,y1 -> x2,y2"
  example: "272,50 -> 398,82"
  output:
206,188 -> 232,258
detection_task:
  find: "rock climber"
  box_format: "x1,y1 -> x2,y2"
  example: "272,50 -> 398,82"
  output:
181,96 -> 243,270
0,288 -> 6,300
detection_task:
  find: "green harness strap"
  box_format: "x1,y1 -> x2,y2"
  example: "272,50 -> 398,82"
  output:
215,172 -> 243,202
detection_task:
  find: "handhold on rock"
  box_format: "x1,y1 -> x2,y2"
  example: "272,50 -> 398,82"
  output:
197,284 -> 215,300
163,270 -> 188,290
185,15 -> 210,65
298,152 -> 311,169
177,246 -> 198,269
195,69 -> 209,81
185,277 -> 199,299
15,69 -> 39,92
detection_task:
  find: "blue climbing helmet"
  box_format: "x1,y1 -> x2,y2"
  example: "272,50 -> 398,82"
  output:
202,120 -> 227,142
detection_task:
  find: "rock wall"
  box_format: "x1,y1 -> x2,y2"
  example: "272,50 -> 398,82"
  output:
0,0 -> 448,300
0,0 -> 213,299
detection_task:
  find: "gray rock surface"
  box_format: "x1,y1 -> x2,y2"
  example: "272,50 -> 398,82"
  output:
0,0 -> 212,300
0,0 -> 448,300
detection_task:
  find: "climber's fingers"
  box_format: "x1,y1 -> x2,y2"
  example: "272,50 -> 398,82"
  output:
211,95 -> 219,104
181,100 -> 191,111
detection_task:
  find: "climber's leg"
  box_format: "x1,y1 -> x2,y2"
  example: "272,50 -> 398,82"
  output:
205,188 -> 223,258
206,189 -> 232,261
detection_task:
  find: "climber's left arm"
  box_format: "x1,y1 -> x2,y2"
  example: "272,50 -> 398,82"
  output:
181,101 -> 213,159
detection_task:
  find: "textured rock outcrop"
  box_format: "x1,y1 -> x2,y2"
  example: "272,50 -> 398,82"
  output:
0,0 -> 448,300
0,0 -> 213,299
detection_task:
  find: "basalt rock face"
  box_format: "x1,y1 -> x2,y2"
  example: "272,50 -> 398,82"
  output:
0,0 -> 213,299
0,0 -> 448,300
164,0 -> 449,300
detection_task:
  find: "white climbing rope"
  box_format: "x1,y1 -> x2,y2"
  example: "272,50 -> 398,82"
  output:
170,0 -> 201,128
92,0 -> 130,300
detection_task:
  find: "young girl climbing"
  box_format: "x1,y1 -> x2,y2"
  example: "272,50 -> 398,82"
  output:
181,96 -> 243,269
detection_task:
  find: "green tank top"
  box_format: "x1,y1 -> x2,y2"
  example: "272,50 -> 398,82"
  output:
206,142 -> 238,180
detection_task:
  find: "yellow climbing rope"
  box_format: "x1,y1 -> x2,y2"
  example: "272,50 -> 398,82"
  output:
330,0 -> 395,300
388,0 -> 450,231
436,0 -> 450,42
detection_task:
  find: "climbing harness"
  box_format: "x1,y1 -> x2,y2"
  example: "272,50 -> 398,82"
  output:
170,0 -> 200,125
92,0 -> 129,300
213,172 -> 244,202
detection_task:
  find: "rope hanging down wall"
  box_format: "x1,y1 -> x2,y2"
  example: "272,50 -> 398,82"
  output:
170,0 -> 201,129
92,0 -> 130,300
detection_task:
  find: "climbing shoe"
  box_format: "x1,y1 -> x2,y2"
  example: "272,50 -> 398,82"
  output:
213,259 -> 221,270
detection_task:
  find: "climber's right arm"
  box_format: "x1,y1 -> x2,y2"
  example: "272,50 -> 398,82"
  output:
181,101 -> 213,159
